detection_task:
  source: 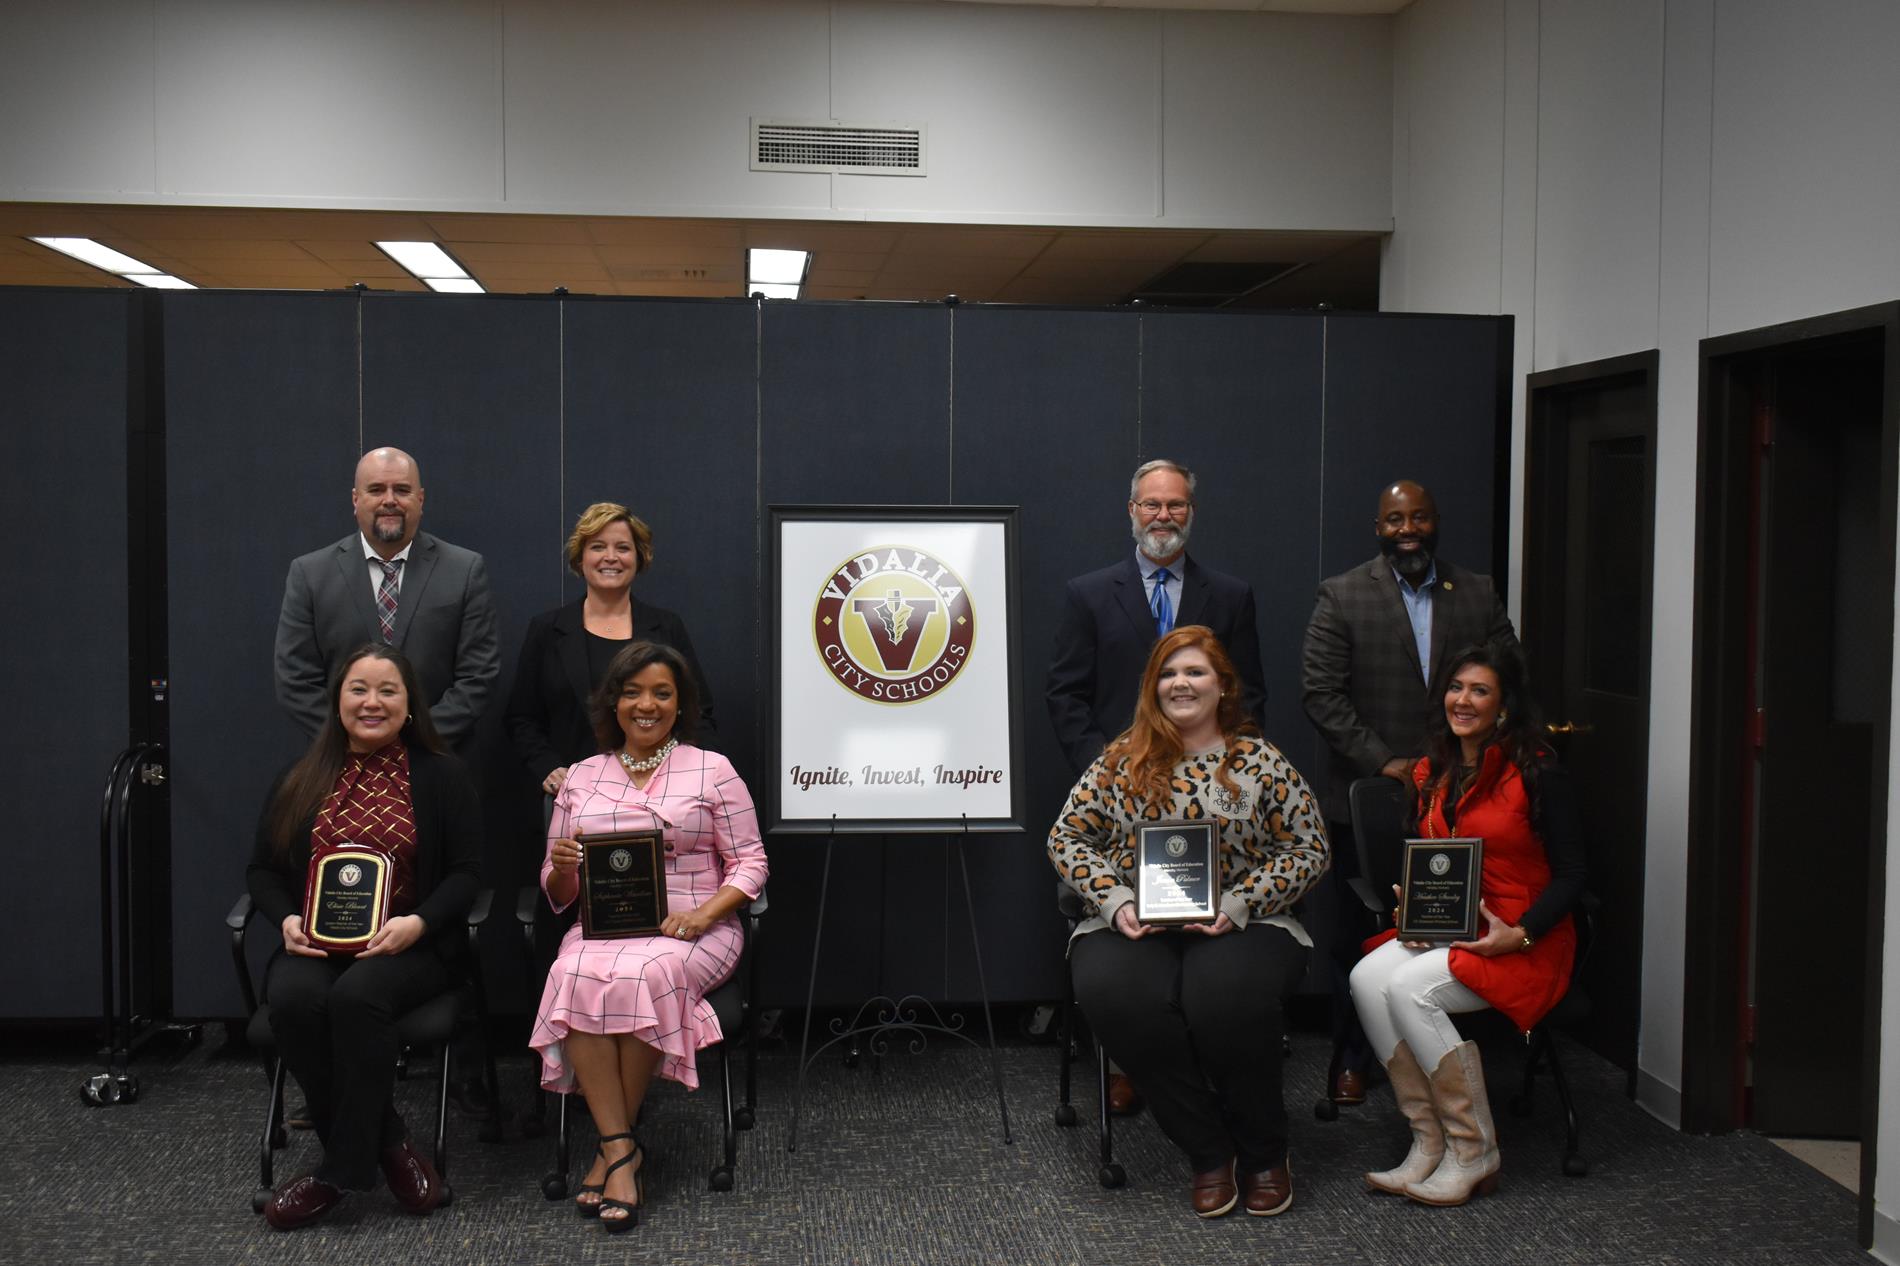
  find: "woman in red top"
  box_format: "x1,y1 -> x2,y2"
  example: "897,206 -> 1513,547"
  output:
1349,638 -> 1585,1206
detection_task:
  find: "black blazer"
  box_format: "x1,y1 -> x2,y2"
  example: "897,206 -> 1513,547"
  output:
504,597 -> 719,783
246,744 -> 484,966
1045,553 -> 1268,777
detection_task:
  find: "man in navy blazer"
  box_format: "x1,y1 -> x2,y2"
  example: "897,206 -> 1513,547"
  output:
274,447 -> 500,748
1046,458 -> 1268,778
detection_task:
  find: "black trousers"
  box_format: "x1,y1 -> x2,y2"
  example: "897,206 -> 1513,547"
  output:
1071,922 -> 1309,1173
266,948 -> 456,1189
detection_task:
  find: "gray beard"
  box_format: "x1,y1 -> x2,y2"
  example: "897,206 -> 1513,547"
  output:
1131,516 -> 1191,560
371,517 -> 407,544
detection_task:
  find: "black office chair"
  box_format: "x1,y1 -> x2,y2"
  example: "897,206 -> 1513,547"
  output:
517,886 -> 767,1196
1340,774 -> 1595,1176
1052,883 -> 1126,1189
225,889 -> 500,1212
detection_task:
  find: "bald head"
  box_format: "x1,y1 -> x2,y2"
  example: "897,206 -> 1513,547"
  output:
352,447 -> 426,559
1375,479 -> 1438,580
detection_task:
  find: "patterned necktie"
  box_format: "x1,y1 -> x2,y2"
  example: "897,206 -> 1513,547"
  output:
376,558 -> 404,644
1151,566 -> 1174,637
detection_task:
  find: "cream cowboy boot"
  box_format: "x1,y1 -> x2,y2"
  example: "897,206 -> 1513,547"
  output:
1364,1041 -> 1444,1194
1404,1040 -> 1500,1205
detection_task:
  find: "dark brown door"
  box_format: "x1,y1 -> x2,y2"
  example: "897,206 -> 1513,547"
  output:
1748,336 -> 1883,1137
1525,355 -> 1656,1078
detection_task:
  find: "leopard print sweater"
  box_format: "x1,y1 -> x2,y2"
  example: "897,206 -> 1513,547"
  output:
1047,735 -> 1330,942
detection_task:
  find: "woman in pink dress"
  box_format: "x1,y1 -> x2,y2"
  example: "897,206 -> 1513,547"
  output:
529,642 -> 768,1234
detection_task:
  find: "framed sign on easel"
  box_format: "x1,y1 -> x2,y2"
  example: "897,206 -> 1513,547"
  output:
766,504 -> 1023,1149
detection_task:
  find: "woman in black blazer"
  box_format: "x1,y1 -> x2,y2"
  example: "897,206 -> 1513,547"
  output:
506,502 -> 717,793
246,644 -> 483,1231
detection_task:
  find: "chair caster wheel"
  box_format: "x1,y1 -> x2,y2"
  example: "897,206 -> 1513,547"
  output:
81,1073 -> 136,1106
1509,1095 -> 1532,1117
269,1127 -> 287,1150
1313,1098 -> 1339,1122
1053,1104 -> 1078,1128
1098,1163 -> 1126,1189
709,1166 -> 734,1192
251,1188 -> 273,1213
1563,1155 -> 1588,1177
734,1105 -> 756,1130
541,1173 -> 568,1200
437,1182 -> 454,1208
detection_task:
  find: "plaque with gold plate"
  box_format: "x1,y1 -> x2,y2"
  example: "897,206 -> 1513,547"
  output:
304,846 -> 392,954
1397,837 -> 1484,943
580,830 -> 669,939
1133,819 -> 1221,925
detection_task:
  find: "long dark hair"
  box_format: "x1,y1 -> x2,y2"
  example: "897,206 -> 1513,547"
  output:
589,641 -> 700,753
1099,625 -> 1257,803
267,644 -> 443,858
1421,637 -> 1548,816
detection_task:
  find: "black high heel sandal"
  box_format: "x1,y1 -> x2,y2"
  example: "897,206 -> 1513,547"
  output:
575,1131 -> 634,1218
597,1138 -> 645,1235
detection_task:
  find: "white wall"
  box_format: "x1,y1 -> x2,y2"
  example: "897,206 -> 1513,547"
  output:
1385,0 -> 1900,1251
0,0 -> 1393,231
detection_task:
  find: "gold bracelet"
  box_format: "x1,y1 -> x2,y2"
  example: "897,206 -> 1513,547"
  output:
1519,930 -> 1535,952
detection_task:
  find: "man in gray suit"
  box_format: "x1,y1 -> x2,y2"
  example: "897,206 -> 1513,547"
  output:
1301,479 -> 1517,1105
275,446 -> 500,747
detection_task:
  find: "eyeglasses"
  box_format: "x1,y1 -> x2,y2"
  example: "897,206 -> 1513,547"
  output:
1134,499 -> 1192,517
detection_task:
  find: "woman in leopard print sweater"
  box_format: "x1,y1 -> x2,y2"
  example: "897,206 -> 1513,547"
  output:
1048,625 -> 1329,1220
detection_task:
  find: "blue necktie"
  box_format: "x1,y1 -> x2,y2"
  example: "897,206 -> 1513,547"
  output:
1151,567 -> 1174,636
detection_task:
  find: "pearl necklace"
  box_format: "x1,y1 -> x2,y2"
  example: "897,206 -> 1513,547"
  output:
618,736 -> 677,777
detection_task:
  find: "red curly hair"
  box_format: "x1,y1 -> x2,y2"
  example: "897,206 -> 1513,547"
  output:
1098,625 -> 1257,803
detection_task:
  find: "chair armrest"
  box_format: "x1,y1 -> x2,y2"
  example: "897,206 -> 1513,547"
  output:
467,887 -> 493,928
1346,875 -> 1386,915
746,884 -> 769,919
225,891 -> 254,931
227,890 -> 261,1019
515,884 -> 542,927
1054,882 -> 1086,921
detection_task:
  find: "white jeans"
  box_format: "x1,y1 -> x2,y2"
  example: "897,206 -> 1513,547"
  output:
1349,938 -> 1490,1069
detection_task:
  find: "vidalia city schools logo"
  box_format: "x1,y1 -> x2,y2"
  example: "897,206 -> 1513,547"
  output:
338,864 -> 363,887
814,546 -> 975,704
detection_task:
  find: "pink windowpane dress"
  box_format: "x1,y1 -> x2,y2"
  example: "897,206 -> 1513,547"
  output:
529,744 -> 769,1091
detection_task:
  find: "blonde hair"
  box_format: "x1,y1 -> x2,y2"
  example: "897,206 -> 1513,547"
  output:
565,502 -> 654,576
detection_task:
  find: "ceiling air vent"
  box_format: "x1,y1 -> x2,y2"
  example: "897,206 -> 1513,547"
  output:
751,118 -> 926,177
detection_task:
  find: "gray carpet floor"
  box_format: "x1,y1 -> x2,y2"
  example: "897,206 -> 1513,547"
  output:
0,1027 -> 1869,1265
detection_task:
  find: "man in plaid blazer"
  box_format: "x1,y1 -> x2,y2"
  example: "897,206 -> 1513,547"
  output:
1300,479 -> 1517,1103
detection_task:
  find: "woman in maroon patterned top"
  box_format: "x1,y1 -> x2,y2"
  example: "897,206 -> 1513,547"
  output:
246,645 -> 483,1232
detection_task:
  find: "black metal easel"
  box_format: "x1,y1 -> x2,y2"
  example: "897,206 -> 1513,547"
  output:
788,815 -> 1013,1151
83,743 -> 201,1105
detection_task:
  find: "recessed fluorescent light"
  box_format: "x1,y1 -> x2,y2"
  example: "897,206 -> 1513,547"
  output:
747,248 -> 810,286
126,274 -> 197,290
425,277 -> 485,294
749,282 -> 801,300
30,236 -> 166,277
375,241 -> 469,280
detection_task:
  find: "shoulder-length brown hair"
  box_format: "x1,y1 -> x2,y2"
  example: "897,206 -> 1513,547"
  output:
266,644 -> 443,858
565,501 -> 654,577
588,641 -> 700,753
1098,624 -> 1257,803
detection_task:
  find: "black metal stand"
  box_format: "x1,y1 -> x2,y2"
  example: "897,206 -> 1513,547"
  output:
788,815 -> 1013,1151
84,743 -> 201,1106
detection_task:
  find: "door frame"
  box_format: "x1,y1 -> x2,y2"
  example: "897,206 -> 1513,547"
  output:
1683,302 -> 1899,1246
1521,349 -> 1659,1094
